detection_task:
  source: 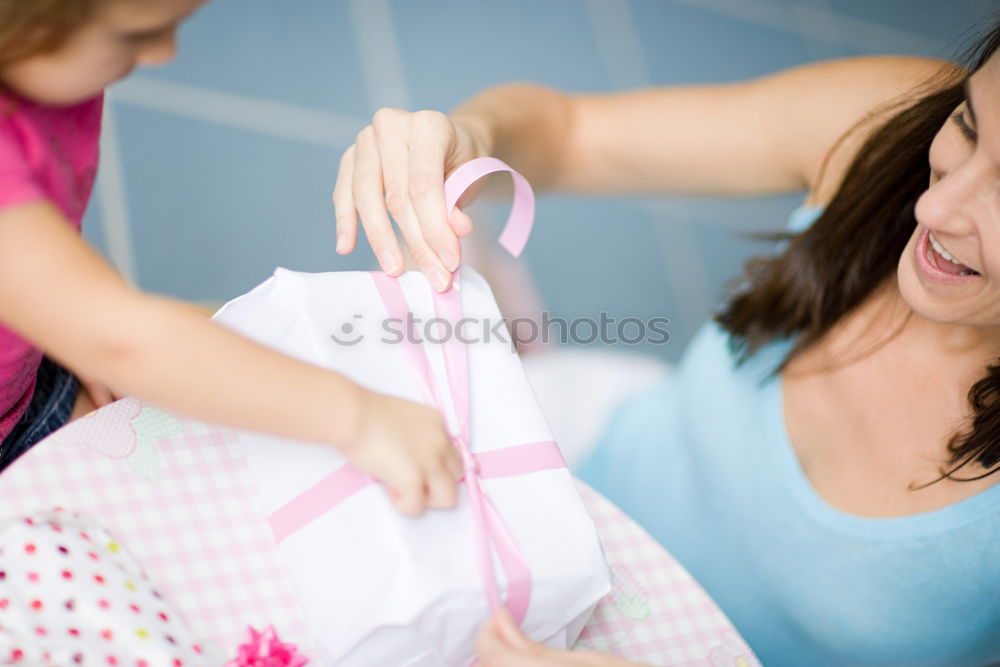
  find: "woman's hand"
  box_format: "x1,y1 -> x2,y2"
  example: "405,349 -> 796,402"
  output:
332,108 -> 490,292
476,609 -> 647,667
342,388 -> 464,517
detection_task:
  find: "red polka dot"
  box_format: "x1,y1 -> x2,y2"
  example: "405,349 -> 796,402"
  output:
101,628 -> 113,641
192,644 -> 202,655
0,598 -> 9,610
10,648 -> 23,661
0,570 -> 6,580
24,543 -> 35,554
107,655 -> 118,665
64,599 -> 75,611
172,660 -> 182,667
80,531 -> 91,541
24,517 -> 35,526
88,551 -> 99,561
34,626 -> 46,636
165,634 -> 176,644
52,523 -> 63,533
27,572 -> 39,583
94,574 -> 106,584
157,611 -> 168,622
68,627 -> 80,637
129,603 -> 141,613
58,545 -> 69,554
62,570 -> 73,580
98,599 -> 110,610
73,653 -> 84,664
137,661 -> 149,667
30,600 -> 42,612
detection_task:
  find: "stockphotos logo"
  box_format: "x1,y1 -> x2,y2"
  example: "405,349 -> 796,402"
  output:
329,312 -> 670,351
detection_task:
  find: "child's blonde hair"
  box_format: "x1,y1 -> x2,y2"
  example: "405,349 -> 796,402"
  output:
0,0 -> 105,67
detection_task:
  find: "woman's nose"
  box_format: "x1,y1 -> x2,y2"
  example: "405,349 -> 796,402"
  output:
915,157 -> 987,234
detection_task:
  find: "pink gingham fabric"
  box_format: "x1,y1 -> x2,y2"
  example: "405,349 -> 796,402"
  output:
576,480 -> 761,666
0,398 -> 312,660
0,397 -> 757,665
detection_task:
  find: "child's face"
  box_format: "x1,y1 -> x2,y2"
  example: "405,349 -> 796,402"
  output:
0,0 -> 207,106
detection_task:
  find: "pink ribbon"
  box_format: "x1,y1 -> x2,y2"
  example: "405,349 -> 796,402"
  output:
267,158 -> 554,626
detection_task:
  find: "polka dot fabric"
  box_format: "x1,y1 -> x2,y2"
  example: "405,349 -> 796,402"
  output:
0,510 -> 215,666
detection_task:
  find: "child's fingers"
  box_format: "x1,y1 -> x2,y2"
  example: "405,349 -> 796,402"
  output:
333,145 -> 359,254
387,471 -> 427,517
408,111 -> 462,272
352,126 -> 403,276
425,468 -> 458,509
444,448 -> 464,481
83,380 -> 114,408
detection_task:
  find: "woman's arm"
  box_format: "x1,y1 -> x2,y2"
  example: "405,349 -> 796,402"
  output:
459,55 -> 950,197
0,201 -> 462,515
335,55 -> 949,290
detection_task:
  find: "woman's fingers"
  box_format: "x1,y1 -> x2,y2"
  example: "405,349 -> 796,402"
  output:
333,145 -> 359,254
334,107 -> 486,287
374,113 -> 453,292
476,610 -> 549,667
450,207 -> 475,238
352,126 -> 404,275
409,111 -> 462,272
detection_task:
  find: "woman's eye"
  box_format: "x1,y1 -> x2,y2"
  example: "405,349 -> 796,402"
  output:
952,109 -> 978,143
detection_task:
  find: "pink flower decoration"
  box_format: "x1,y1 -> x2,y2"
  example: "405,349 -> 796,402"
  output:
224,625 -> 308,667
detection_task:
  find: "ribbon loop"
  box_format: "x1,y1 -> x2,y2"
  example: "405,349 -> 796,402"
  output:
443,157 -> 536,259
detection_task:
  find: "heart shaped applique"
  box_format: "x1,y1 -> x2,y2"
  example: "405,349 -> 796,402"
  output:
48,398 -> 142,458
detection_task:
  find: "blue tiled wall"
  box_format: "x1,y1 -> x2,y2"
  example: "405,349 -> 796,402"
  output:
84,0 -> 994,360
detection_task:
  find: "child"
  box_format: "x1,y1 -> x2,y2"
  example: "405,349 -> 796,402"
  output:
0,0 -> 463,517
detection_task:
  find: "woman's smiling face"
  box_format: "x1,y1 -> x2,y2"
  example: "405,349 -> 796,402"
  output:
897,49 -> 1000,327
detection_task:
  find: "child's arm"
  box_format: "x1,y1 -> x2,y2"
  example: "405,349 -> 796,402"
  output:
0,200 -> 462,516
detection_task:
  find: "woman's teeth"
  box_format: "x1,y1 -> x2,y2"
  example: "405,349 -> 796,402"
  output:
928,232 -> 979,276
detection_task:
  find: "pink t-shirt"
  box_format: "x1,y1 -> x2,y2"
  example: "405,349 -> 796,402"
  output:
0,92 -> 103,441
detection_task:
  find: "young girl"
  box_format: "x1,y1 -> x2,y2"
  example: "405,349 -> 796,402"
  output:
0,0 -> 464,518
337,18 -> 1000,667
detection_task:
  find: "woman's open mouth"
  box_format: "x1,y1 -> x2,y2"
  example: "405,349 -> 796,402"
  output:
916,228 -> 981,282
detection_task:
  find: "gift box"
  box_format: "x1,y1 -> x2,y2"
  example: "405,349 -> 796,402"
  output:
212,263 -> 611,665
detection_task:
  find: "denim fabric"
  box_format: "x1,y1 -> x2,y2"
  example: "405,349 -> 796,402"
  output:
0,356 -> 79,473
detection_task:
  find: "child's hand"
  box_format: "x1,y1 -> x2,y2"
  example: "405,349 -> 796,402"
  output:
332,109 -> 490,292
70,374 -> 118,419
476,609 -> 645,667
342,388 -> 464,517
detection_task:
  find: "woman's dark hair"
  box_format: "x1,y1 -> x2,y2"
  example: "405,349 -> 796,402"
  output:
716,19 -> 1000,485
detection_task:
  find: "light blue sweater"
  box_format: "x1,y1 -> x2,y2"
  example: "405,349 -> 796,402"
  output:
577,205 -> 1000,666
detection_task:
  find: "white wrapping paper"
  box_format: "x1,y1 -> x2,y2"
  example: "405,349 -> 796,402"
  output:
212,266 -> 611,666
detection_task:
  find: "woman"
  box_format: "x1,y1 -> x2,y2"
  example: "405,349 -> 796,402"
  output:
334,20 -> 1000,667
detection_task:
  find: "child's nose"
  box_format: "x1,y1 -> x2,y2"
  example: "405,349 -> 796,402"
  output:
138,32 -> 178,66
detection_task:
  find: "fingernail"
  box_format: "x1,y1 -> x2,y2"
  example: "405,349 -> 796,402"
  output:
379,249 -> 401,274
438,248 -> 458,272
336,234 -> 348,253
427,266 -> 450,292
